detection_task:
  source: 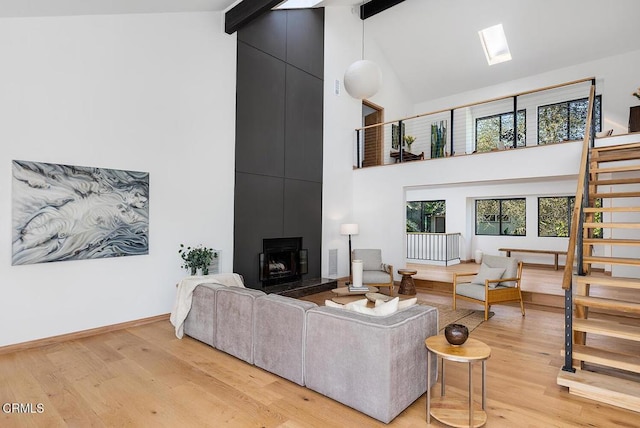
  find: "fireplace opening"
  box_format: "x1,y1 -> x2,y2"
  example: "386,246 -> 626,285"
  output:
259,237 -> 307,288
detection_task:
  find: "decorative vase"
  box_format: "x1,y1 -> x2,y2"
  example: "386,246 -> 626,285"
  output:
190,266 -> 197,276
202,266 -> 209,276
444,323 -> 469,346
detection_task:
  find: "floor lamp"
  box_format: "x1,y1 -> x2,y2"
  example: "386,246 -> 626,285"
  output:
340,223 -> 359,285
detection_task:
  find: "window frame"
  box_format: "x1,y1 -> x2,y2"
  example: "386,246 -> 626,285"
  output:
475,109 -> 526,152
475,198 -> 526,236
537,95 -> 602,144
537,196 -> 575,237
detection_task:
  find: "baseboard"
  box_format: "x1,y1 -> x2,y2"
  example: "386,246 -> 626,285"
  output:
0,313 -> 170,355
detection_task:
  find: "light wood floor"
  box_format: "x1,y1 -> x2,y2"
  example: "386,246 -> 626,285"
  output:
2,291 -> 639,427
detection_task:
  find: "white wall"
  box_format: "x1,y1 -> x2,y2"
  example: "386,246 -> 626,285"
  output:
0,12 -> 237,347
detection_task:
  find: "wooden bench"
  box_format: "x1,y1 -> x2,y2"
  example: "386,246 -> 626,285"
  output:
498,248 -> 568,270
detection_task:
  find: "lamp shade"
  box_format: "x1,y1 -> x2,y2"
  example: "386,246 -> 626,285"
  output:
343,60 -> 382,100
340,223 -> 359,235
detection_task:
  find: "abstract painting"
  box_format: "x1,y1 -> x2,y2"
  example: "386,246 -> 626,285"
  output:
12,160 -> 149,265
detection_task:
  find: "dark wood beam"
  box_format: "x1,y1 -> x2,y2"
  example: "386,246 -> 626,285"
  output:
360,0 -> 406,20
225,0 -> 283,34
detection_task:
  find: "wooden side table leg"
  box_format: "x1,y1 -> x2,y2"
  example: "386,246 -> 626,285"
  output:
427,350 -> 431,424
441,358 -> 446,396
482,360 -> 486,410
469,362 -> 473,427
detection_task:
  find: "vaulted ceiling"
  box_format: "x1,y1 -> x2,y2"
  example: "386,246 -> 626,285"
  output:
2,0 -> 639,103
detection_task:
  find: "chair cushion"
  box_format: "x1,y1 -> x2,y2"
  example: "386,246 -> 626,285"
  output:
471,263 -> 506,287
362,270 -> 391,284
482,254 -> 519,287
353,249 -> 382,271
456,283 -> 487,301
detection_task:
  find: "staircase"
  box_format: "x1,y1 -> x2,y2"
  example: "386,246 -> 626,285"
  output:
557,139 -> 640,412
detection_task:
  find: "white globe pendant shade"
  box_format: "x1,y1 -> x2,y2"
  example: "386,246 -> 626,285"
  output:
343,59 -> 382,100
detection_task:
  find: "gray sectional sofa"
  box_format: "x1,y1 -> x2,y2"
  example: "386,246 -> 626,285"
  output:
183,284 -> 438,424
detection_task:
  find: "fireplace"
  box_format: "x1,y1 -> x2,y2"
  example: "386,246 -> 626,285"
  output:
259,237 -> 307,288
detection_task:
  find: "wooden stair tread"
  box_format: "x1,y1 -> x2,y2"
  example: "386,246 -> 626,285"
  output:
583,222 -> 640,228
583,206 -> 640,213
557,369 -> 640,413
591,142 -> 640,152
583,238 -> 640,246
590,192 -> 640,199
590,165 -> 640,174
574,296 -> 640,315
591,152 -> 640,162
571,344 -> 640,373
583,256 -> 640,266
572,316 -> 640,338
591,177 -> 640,186
575,275 -> 640,289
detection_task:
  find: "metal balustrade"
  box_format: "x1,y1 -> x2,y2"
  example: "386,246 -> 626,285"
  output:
406,232 -> 461,266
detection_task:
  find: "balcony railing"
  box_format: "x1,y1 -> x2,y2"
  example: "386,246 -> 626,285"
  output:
354,77 -> 597,168
406,232 -> 461,266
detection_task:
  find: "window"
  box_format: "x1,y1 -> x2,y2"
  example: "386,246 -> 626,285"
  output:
538,197 -> 574,237
476,110 -> 526,152
538,96 -> 602,144
538,196 -> 602,238
475,198 -> 526,236
407,200 -> 446,233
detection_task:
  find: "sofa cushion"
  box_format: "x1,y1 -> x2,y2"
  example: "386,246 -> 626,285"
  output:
353,249 -> 382,271
183,283 -> 225,347
215,287 -> 266,364
304,304 -> 438,423
350,297 -> 399,316
253,294 -> 317,386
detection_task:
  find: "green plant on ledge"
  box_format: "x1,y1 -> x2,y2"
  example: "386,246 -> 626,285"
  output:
403,135 -> 416,152
633,87 -> 640,102
179,244 -> 217,275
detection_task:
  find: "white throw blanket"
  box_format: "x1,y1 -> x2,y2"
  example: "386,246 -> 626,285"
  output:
170,273 -> 245,339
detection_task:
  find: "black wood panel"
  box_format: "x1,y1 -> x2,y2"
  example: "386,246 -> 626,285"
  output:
234,172 -> 284,289
283,179 -> 322,279
225,0 -> 282,34
235,42 -> 286,177
234,9 -> 324,289
284,65 -> 323,183
237,10 -> 286,60
361,0 -> 406,19
285,9 -> 324,79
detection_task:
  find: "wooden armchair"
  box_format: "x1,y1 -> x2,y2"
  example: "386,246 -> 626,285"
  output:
353,249 -> 394,295
452,255 -> 525,320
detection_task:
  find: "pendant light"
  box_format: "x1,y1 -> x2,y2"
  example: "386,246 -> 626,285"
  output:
343,3 -> 382,100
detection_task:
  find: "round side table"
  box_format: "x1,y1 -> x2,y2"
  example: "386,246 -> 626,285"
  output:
425,335 -> 491,428
397,269 -> 417,295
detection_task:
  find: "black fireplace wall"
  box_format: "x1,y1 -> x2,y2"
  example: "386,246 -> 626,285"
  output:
233,9 -> 324,289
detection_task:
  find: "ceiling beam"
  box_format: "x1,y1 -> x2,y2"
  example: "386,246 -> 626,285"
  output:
225,0 -> 283,35
360,0 -> 405,20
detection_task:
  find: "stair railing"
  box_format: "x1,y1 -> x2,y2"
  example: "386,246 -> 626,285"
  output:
561,80 -> 596,372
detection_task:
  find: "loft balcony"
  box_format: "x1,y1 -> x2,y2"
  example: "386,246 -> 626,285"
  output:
353,77 -> 610,169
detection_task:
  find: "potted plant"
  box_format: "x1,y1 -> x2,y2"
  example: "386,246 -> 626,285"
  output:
178,244 -> 217,275
403,135 -> 416,152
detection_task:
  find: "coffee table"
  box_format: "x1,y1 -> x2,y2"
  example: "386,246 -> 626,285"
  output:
425,335 -> 491,428
331,285 -> 378,296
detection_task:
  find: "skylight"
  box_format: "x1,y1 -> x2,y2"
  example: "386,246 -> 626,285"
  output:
275,0 -> 322,9
478,24 -> 512,65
